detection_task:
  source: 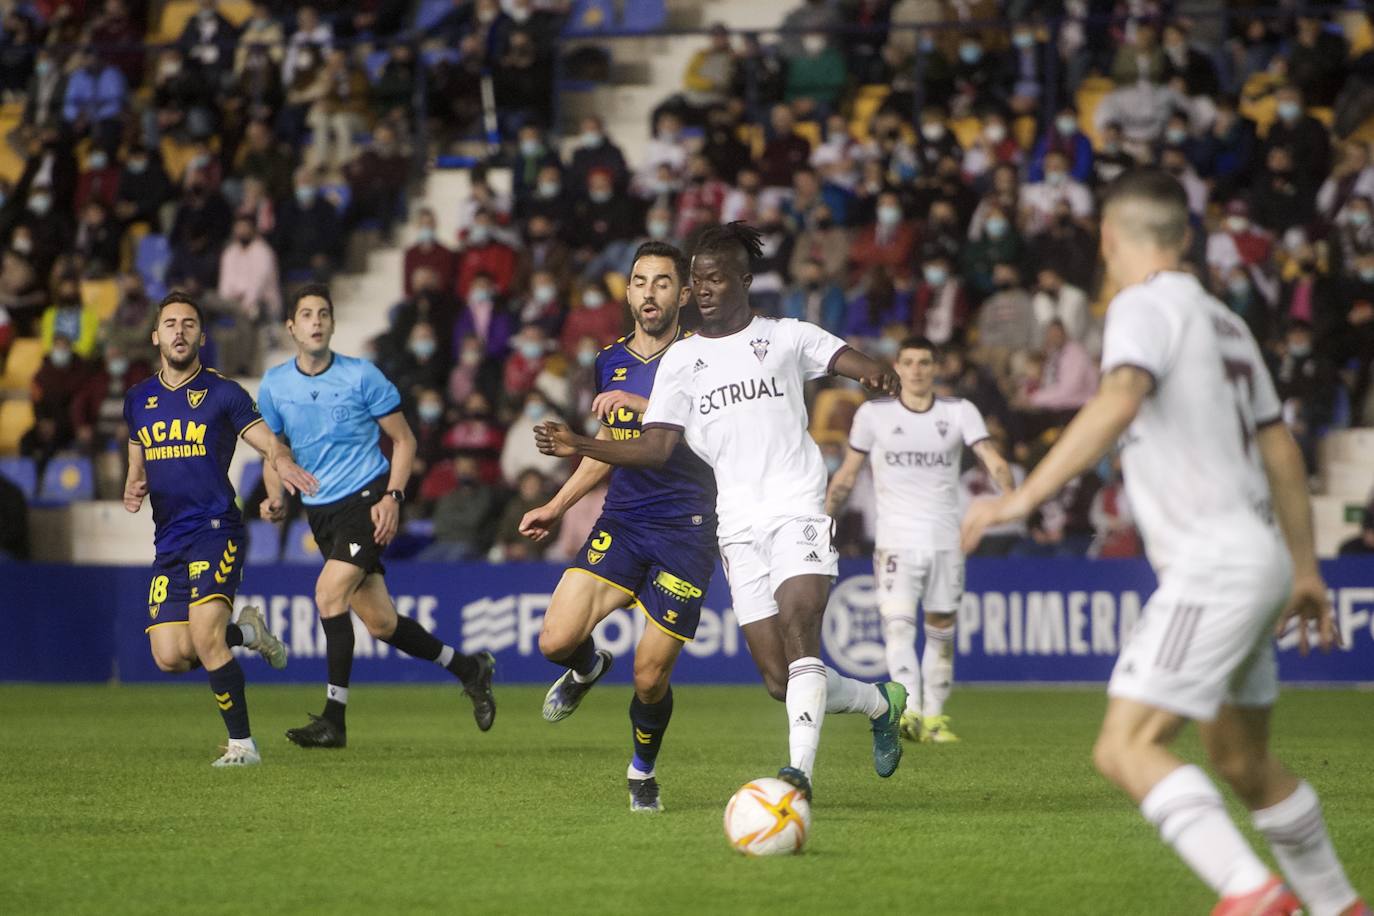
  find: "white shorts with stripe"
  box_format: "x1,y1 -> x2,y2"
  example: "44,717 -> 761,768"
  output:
872,547 -> 965,616
1107,555 -> 1293,721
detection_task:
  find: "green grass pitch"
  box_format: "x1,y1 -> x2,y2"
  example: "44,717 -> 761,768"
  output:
1,684 -> 1370,915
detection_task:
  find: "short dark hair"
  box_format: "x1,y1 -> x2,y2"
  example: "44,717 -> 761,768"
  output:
630,240 -> 688,286
290,283 -> 333,320
158,290 -> 205,325
694,221 -> 763,269
1101,167 -> 1190,250
898,335 -> 938,359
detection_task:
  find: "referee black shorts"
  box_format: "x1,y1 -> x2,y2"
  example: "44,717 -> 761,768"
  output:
305,474 -> 389,575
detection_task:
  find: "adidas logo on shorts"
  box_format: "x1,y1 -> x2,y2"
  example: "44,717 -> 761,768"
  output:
803,551 -> 820,562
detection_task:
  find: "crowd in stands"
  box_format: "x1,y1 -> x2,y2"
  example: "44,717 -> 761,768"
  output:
3,0 -> 1374,563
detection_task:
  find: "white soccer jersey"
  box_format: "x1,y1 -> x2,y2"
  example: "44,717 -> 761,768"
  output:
849,396 -> 989,550
1100,271 -> 1285,576
641,315 -> 845,540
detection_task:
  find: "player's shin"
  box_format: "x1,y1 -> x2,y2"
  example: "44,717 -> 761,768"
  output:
879,610 -> 921,714
629,687 -> 673,777
922,621 -> 955,717
1253,781 -> 1360,916
207,657 -> 251,742
786,658 -> 827,777
1141,765 -> 1272,898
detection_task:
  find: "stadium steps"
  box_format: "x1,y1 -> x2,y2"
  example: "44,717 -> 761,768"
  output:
1314,429 -> 1374,554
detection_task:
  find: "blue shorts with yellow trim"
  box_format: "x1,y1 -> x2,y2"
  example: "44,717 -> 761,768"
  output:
145,527 -> 245,633
568,513 -> 717,641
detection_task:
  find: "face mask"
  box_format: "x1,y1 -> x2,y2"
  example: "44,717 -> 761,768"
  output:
35,60 -> 51,76
236,234 -> 254,246
1277,101 -> 1301,122
519,139 -> 542,157
1348,211 -> 1370,227
1012,33 -> 1034,49
877,204 -> 902,226
874,337 -> 900,358
518,340 -> 544,360
511,7 -> 531,23
190,153 -> 211,170
468,225 -> 490,245
469,287 -> 492,305
1044,171 -> 1066,187
924,266 -> 947,286
983,123 -> 1006,144
582,290 -> 605,309
533,284 -> 556,304
1055,116 -> 1077,135
1165,127 -> 1188,145
918,36 -> 935,53
50,348 -> 72,368
921,123 -> 945,142
295,187 -> 317,206
802,36 -> 826,55
523,402 -> 547,422
1359,267 -> 1374,283
537,181 -> 560,199
409,338 -> 436,359
1226,216 -> 1249,233
88,151 -> 108,170
460,349 -> 482,366
127,158 -> 147,174
417,227 -> 435,244
1228,277 -> 1250,295
579,131 -> 602,149
107,357 -> 129,376
589,188 -> 612,204
1288,342 -> 1311,358
959,43 -> 982,64
648,219 -> 670,239
12,236 -> 32,255
28,194 -> 51,215
476,7 -> 496,23
985,216 -> 1009,238
418,402 -> 443,423
577,349 -> 596,368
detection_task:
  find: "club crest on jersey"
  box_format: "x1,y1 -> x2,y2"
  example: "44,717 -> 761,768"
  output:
187,388 -> 208,409
936,419 -> 949,438
749,338 -> 770,363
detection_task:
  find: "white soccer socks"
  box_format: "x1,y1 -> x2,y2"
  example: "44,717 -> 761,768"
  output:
824,666 -> 888,719
1252,781 -> 1359,916
880,611 -> 921,714
922,623 -> 954,718
1141,765 -> 1271,897
786,657 -> 827,777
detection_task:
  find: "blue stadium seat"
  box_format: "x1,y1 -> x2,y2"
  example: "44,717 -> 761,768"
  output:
135,234 -> 172,301
0,456 -> 37,500
363,49 -> 390,83
239,458 -> 263,500
281,518 -> 322,563
246,519 -> 281,564
564,0 -> 614,35
37,455 -> 95,504
620,0 -> 666,32
414,0 -> 451,32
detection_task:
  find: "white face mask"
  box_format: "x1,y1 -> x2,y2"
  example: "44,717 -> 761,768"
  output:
581,291 -> 605,309
983,123 -> 1006,144
802,36 -> 826,55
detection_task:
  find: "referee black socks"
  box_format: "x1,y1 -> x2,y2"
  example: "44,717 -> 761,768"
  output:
207,658 -> 250,740
384,616 -> 479,683
321,614 -> 355,727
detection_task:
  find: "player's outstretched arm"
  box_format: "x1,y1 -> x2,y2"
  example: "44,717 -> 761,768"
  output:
123,440 -> 147,513
520,426 -> 615,542
825,446 -> 867,516
831,347 -> 899,395
1256,422 -> 1338,654
534,420 -> 680,469
961,366 -> 1151,553
972,439 -> 1016,494
242,422 -> 318,498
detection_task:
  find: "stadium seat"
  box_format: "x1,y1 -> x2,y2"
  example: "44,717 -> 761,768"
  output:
0,102 -> 24,183
1,337 -> 43,393
282,519 -> 322,563
620,0 -> 666,33
246,519 -> 282,564
239,459 -> 264,501
37,455 -> 95,504
0,400 -> 32,455
159,136 -> 198,185
564,0 -> 614,35
155,0 -> 252,42
951,116 -> 982,150
364,49 -> 391,84
81,279 -> 120,321
135,234 -> 172,301
0,455 -> 37,499
415,0 -> 452,32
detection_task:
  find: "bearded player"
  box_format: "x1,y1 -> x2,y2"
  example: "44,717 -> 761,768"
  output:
537,223 -> 909,801
964,169 -> 1366,916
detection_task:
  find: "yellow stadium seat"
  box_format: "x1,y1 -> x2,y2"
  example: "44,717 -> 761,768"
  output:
1352,114 -> 1374,145
602,272 -> 626,303
0,399 -> 34,455
121,221 -> 152,274
1013,114 -> 1038,150
160,136 -> 197,185
1309,107 -> 1334,128
1074,76 -> 1115,148
155,0 -> 253,43
0,101 -> 24,183
1,337 -> 43,393
81,279 -> 120,320
794,120 -> 822,149
950,116 -> 982,150
848,85 -> 890,140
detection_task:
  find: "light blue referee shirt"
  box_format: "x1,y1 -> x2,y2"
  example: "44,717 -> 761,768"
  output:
257,352 -> 402,506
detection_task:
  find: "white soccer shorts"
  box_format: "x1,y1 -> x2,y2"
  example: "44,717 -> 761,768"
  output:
873,547 -> 965,616
1107,556 -> 1293,721
721,514 -> 839,628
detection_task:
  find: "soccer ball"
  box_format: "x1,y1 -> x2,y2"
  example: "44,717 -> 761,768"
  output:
723,777 -> 812,856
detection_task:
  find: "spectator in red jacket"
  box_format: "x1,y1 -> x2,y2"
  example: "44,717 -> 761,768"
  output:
849,191 -> 918,283
455,209 -> 517,300
503,325 -> 550,399
71,341 -> 152,452
404,207 -> 458,296
559,278 -> 623,351
757,104 -> 812,188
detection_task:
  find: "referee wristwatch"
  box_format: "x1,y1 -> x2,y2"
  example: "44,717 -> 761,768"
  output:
387,489 -> 405,503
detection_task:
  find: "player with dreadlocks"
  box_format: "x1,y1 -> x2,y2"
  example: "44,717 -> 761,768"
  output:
536,222 -> 906,801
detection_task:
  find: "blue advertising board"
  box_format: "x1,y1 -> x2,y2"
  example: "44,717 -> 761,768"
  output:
2,559 -> 1371,684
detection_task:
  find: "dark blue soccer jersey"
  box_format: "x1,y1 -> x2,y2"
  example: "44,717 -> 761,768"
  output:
124,366 -> 261,553
596,333 -> 715,524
